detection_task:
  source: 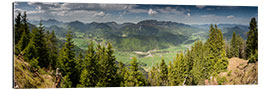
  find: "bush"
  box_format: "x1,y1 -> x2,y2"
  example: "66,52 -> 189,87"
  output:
248,50 -> 258,63
227,70 -> 232,76
217,76 -> 227,85
29,58 -> 40,71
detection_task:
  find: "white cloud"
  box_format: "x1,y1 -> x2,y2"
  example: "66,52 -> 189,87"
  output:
94,11 -> 105,17
227,15 -> 235,19
148,9 -> 157,16
128,9 -> 148,13
187,13 -> 191,17
196,5 -> 206,9
156,7 -> 185,15
201,14 -> 216,18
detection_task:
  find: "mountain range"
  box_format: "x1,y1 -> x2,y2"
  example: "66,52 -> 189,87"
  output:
28,19 -> 250,51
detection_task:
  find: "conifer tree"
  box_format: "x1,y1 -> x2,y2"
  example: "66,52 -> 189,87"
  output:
124,57 -> 147,86
47,30 -> 58,69
230,32 -> 239,58
117,61 -> 128,87
78,42 -> 99,87
159,58 -> 168,86
58,31 -> 77,87
21,11 -> 30,44
167,61 -> 174,86
15,31 -> 29,55
15,11 -> 31,55
96,43 -> 118,87
148,66 -> 160,86
246,17 -> 258,60
15,12 -> 22,45
236,35 -> 245,59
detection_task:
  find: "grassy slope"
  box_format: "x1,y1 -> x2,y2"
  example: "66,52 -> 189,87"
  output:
14,56 -> 56,88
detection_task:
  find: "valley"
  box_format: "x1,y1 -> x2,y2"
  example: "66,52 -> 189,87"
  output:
29,19 -> 249,68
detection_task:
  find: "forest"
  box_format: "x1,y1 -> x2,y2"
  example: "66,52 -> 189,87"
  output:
14,11 -> 258,88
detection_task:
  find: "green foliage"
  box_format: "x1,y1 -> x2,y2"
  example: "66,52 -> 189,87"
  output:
15,12 -> 22,45
248,50 -> 258,63
117,61 -> 128,87
123,57 -> 147,86
15,32 -> 30,55
61,75 -> 72,88
58,31 -> 78,87
230,32 -> 239,57
78,42 -> 99,87
246,17 -> 258,60
227,32 -> 246,59
205,24 -> 228,76
227,70 -> 232,76
15,11 -> 31,55
46,30 -> 59,69
217,76 -> 227,85
96,43 -> 119,87
159,58 -> 168,85
29,58 -> 40,71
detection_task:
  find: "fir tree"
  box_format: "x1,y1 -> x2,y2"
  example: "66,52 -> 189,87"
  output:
15,12 -> 22,45
230,32 -> 239,58
159,58 -> 168,86
246,17 -> 258,60
58,31 -> 77,87
78,41 -> 99,87
124,57 -> 147,86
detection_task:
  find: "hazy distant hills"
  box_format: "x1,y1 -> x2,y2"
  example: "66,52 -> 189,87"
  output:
28,19 -> 249,51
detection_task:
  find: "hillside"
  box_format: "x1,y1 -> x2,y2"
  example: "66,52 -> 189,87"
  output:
14,56 -> 56,88
207,58 -> 258,85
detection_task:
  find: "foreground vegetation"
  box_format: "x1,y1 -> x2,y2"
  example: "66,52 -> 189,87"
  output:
14,11 -> 258,88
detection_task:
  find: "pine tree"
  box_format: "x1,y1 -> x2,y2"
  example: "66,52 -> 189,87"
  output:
117,61 -> 128,87
78,41 -> 99,87
47,30 -> 58,69
15,12 -> 22,45
246,17 -> 258,60
205,24 -> 228,77
15,31 -> 29,55
58,31 -> 77,87
30,22 -> 50,68
159,58 -> 168,86
230,32 -> 239,58
124,57 -> 147,86
96,43 -> 118,87
167,61 -> 174,86
21,11 -> 30,45
148,66 -> 160,86
15,11 -> 31,55
236,35 -> 245,59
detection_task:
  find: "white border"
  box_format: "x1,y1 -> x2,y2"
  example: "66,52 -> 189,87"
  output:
1,0 -> 269,90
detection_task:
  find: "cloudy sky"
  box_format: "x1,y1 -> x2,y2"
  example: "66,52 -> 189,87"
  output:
14,2 -> 258,25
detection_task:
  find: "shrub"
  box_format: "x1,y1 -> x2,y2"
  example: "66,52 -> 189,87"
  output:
217,76 -> 227,85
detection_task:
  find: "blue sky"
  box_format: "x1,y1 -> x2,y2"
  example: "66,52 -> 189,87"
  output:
14,2 -> 258,25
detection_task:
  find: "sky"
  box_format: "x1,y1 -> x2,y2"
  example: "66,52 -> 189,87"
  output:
14,2 -> 258,25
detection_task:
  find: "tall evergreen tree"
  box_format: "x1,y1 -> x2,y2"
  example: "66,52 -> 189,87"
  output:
58,31 -> 77,87
246,17 -> 258,60
96,43 -> 118,87
159,58 -> 168,86
21,11 -> 30,44
230,32 -> 239,58
117,61 -> 128,87
47,30 -> 58,69
78,42 -> 99,87
35,22 -> 50,68
15,12 -> 22,45
124,57 -> 147,86
15,31 -> 29,55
